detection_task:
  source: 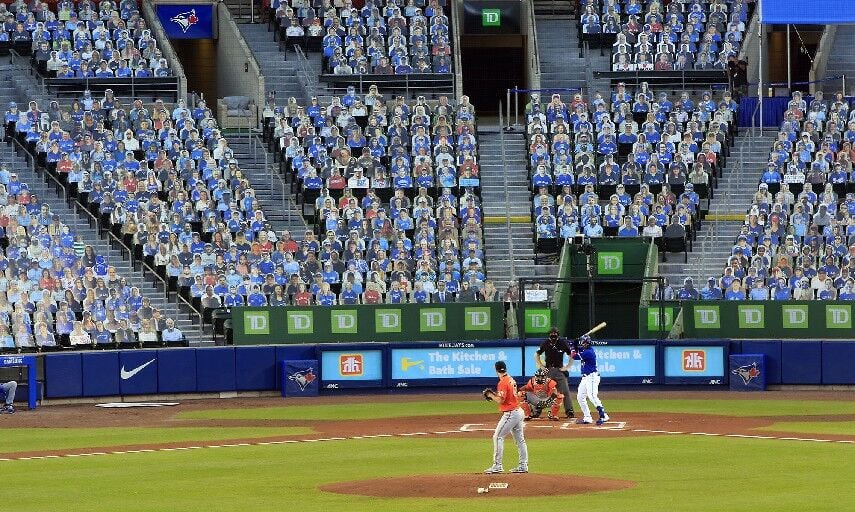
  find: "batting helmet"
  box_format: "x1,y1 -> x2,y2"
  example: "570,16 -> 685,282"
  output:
578,335 -> 592,348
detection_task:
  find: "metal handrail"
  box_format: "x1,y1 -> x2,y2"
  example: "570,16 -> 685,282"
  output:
498,104 -> 517,284
11,135 -> 203,326
450,1 -> 464,99
526,0 -> 542,92
249,131 -> 295,228
294,45 -> 317,102
9,48 -> 48,97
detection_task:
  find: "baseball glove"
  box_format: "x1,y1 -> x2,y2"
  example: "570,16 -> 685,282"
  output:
482,388 -> 495,401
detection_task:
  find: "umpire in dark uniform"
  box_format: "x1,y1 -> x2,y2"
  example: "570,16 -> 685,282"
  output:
534,327 -> 575,418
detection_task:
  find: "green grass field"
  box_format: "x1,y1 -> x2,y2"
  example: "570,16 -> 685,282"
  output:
3,398 -> 855,512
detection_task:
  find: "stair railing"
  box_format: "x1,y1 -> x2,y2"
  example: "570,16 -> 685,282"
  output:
251,131 -> 294,228
498,104 -> 517,284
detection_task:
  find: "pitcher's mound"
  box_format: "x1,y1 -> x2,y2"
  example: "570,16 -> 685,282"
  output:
321,473 -> 635,498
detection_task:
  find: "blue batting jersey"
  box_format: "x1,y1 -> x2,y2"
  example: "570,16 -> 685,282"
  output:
574,347 -> 598,375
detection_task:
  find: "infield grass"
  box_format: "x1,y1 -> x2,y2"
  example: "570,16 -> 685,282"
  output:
4,398 -> 855,511
178,398 -> 855,421
759,421 -> 855,436
5,435 -> 854,512
0,426 -> 313,454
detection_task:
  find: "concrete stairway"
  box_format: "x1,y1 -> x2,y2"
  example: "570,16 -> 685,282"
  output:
227,136 -> 308,235
234,22 -> 311,105
0,146 -> 206,345
534,16 -> 611,108
235,21 -> 336,107
0,64 -> 208,345
532,0 -> 574,16
479,128 -> 557,290
822,25 -> 855,95
658,130 -> 778,285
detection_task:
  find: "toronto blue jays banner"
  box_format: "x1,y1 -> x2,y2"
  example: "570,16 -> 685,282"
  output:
156,4 -> 215,39
282,360 -> 320,397
729,354 -> 766,392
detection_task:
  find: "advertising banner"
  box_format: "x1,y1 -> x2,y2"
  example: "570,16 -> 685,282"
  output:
389,341 -> 523,387
318,347 -> 384,389
156,4 -> 215,39
683,301 -> 854,339
524,342 -> 657,384
282,360 -> 319,397
232,303 -> 505,344
637,304 -> 678,338
663,343 -> 728,385
729,354 -> 766,391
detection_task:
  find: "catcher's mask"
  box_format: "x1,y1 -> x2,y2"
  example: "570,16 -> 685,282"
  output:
534,367 -> 548,384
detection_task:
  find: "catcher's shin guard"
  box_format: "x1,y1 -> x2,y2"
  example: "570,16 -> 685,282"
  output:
521,401 -> 532,418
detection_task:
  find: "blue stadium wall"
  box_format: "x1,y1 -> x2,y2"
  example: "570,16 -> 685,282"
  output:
41,339 -> 855,399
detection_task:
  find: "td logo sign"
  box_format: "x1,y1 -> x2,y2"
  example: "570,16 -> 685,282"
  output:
693,305 -> 720,329
524,308 -> 552,334
243,311 -> 269,335
482,8 -> 500,26
287,311 -> 314,334
597,252 -> 623,275
464,307 -> 492,331
420,308 -> 446,332
826,305 -> 852,329
738,305 -> 765,329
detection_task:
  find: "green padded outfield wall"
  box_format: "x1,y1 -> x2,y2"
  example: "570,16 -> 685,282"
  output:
681,301 -> 855,339
231,303 -> 505,344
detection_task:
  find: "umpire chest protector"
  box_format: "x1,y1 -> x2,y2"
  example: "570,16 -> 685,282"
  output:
539,338 -> 571,368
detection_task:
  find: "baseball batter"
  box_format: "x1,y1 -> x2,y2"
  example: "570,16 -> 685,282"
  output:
518,368 -> 563,421
482,361 -> 529,474
573,335 -> 610,425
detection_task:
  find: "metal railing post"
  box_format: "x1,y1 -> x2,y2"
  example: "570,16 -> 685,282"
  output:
505,89 -> 512,130
498,104 -> 517,284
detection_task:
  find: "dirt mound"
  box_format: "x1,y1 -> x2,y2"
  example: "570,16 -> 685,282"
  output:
320,473 -> 635,498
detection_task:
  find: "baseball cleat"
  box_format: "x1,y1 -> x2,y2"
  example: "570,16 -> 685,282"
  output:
576,418 -> 593,424
510,465 -> 529,473
0,405 -> 14,414
547,414 -> 559,421
484,465 -> 504,474
596,413 -> 610,425
523,416 -> 532,421
565,412 -> 575,419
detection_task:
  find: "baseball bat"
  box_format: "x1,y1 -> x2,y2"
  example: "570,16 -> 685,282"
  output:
580,321 -> 607,338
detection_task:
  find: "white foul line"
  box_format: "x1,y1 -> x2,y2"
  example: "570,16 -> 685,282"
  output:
1,422 -> 853,464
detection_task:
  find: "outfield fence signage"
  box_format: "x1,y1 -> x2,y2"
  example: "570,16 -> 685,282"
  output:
524,341 -> 657,384
232,303 -> 504,344
683,301 -> 855,338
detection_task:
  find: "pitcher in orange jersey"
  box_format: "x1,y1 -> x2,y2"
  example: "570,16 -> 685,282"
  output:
483,361 -> 529,474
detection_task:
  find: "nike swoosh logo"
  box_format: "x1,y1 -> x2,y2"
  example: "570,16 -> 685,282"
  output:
120,358 -> 156,380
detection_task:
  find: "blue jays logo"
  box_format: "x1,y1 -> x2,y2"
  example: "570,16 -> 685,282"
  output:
288,368 -> 317,391
732,362 -> 761,385
170,9 -> 199,33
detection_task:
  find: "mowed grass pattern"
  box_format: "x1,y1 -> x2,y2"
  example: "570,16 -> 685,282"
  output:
178,398 -> 855,421
0,427 -> 313,454
3,398 -> 855,511
4,436 -> 854,512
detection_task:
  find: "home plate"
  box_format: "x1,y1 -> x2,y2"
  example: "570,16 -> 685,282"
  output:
95,402 -> 180,408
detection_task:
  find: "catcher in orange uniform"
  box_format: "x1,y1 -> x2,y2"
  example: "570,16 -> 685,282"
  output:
518,368 -> 564,421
